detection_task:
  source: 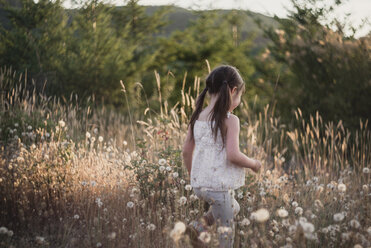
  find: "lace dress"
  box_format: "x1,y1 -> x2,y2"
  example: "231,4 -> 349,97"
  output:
190,111 -> 246,191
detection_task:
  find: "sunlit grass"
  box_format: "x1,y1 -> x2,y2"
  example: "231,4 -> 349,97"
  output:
0,66 -> 370,247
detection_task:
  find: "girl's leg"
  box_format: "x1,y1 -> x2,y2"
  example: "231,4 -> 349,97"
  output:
207,190 -> 235,248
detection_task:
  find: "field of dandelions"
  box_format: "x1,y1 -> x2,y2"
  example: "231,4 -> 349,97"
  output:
0,66 -> 370,248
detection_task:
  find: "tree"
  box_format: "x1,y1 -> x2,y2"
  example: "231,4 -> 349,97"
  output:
256,0 -> 371,131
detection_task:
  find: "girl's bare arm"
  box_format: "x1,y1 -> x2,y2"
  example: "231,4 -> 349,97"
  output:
225,115 -> 261,172
182,125 -> 195,176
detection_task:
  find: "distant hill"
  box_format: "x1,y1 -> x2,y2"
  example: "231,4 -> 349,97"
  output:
1,4 -> 279,48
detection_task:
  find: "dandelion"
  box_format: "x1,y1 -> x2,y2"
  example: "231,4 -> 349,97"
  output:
185,184 -> 192,191
363,167 -> 369,174
349,219 -> 360,229
353,244 -> 363,248
158,158 -> 167,166
166,166 -> 172,172
90,181 -> 97,187
96,242 -> 102,247
291,201 -> 298,207
276,208 -> 288,218
337,183 -> 346,192
159,166 -> 165,172
0,226 -> 8,234
198,231 -> 211,243
250,208 -> 270,223
93,128 -> 98,134
74,214 -> 79,220
27,125 -> 32,130
86,132 -> 91,138
333,212 -> 345,222
367,226 -> 371,235
217,226 -> 233,234
178,196 -> 187,205
107,232 -> 116,239
35,236 -> 47,245
147,223 -> 156,231
127,201 -> 134,208
190,194 -> 199,201
169,221 -> 186,242
98,136 -> 103,142
239,218 -> 250,226
6,230 -> 13,237
299,221 -> 315,234
295,207 -> 303,215
363,185 -> 369,191
123,140 -> 128,146
58,120 -> 65,127
172,172 -> 179,178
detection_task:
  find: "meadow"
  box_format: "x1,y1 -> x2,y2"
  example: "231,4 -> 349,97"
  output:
0,66 -> 370,248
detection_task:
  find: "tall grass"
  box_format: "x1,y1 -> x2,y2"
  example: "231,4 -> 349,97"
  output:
0,66 -> 370,247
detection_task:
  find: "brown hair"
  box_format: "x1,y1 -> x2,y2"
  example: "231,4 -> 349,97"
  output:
188,64 -> 245,150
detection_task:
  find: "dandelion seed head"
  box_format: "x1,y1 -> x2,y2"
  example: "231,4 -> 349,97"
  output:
158,158 -> 166,166
198,231 -> 211,243
276,208 -> 288,218
127,201 -> 134,208
333,212 -> 345,222
250,208 -> 270,223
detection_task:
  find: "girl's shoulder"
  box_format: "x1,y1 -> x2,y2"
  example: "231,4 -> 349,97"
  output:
225,113 -> 240,129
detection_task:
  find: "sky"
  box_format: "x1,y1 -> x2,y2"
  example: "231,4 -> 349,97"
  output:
63,0 -> 371,37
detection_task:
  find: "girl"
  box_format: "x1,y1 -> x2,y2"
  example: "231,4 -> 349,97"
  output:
182,65 -> 262,248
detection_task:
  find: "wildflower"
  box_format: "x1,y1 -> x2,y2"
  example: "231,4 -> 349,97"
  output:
123,140 -> 128,146
300,221 -> 315,233
94,128 -> 98,134
363,167 -> 369,174
58,120 -> 65,128
96,242 -> 102,247
276,208 -> 288,218
95,198 -> 103,208
217,226 -> 233,234
169,221 -> 186,242
74,214 -> 79,220
159,166 -> 165,172
198,231 -> 211,243
86,132 -> 91,138
237,191 -> 243,199
35,236 -> 47,245
158,158 -> 167,166
333,212 -> 345,222
172,172 -> 179,178
90,181 -> 97,186
367,226 -> 371,235
147,223 -> 156,231
250,208 -> 270,223
185,184 -> 192,191
295,207 -> 303,215
107,232 -> 116,239
27,125 -> 32,130
239,218 -> 250,226
291,201 -> 298,207
349,219 -> 360,229
98,136 -> 103,142
178,196 -> 187,205
337,183 -> 346,192
0,226 -> 8,234
353,244 -> 362,248
6,230 -> 13,237
127,201 -> 134,208
190,194 -> 199,201
363,185 -> 369,191
166,166 -> 172,172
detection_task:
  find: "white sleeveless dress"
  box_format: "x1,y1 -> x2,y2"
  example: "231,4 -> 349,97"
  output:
190,111 -> 246,191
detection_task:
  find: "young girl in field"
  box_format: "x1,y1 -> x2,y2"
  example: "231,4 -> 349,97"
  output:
182,64 -> 262,247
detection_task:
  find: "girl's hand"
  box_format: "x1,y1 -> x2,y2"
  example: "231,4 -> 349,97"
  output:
251,159 -> 262,173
